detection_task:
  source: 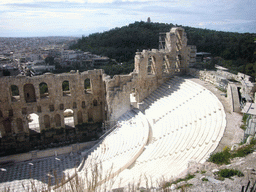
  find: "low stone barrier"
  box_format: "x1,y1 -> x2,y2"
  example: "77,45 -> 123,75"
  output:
0,141 -> 97,164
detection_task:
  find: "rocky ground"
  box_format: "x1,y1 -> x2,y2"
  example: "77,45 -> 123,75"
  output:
166,149 -> 256,192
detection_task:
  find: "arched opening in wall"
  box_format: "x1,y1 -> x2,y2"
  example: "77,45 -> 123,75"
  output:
73,102 -> 77,109
54,114 -> 61,127
62,80 -> 71,96
44,115 -> 51,129
88,108 -> 93,122
0,110 -> 2,137
176,29 -> 183,52
93,99 -> 98,107
28,113 -> 40,133
49,104 -> 54,112
147,56 -> 156,75
59,104 -> 64,110
130,88 -> 138,108
11,85 -> 20,102
175,54 -> 182,73
84,78 -> 91,94
177,29 -> 183,40
37,106 -> 42,113
3,118 -> 12,134
77,111 -> 83,124
8,109 -> 13,117
163,55 -> 170,76
24,84 -> 36,103
64,109 -> 74,128
82,101 -> 86,109
16,118 -> 24,132
39,82 -> 49,99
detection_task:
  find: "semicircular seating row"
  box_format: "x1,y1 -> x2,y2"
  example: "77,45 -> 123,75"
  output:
78,111 -> 150,183
112,77 -> 226,188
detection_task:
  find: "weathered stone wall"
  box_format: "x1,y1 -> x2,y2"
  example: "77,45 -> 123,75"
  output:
227,83 -> 241,112
189,68 -> 219,85
0,70 -> 105,135
0,69 -> 105,154
104,27 -> 193,121
189,68 -> 256,112
0,141 -> 96,163
188,68 -> 256,95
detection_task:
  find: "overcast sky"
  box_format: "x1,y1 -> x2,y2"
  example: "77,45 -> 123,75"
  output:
0,0 -> 255,37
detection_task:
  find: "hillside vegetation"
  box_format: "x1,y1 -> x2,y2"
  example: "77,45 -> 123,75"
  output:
70,21 -> 256,78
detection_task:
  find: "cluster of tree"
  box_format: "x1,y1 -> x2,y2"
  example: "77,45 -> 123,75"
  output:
70,21 -> 256,78
45,56 -> 55,65
2,69 -> 10,76
70,22 -> 172,63
100,62 -> 134,77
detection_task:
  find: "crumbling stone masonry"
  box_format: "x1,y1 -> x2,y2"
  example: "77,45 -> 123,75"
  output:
0,70 -> 105,153
0,27 -> 195,154
104,27 -> 194,121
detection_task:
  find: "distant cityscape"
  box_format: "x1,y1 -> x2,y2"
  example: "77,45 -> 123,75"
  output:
0,36 -> 111,77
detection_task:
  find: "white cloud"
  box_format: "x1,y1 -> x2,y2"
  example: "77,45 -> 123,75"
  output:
198,19 -> 253,27
0,0 -> 34,4
0,0 -> 87,4
1,0 -> 255,36
0,0 -> 153,4
86,0 -> 151,3
87,0 -> 114,3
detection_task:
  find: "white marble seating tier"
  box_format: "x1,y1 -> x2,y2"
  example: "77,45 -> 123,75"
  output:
79,112 -> 150,184
112,77 -> 226,188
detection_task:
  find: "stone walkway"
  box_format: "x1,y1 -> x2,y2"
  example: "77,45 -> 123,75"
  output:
188,77 -> 244,152
0,153 -> 81,192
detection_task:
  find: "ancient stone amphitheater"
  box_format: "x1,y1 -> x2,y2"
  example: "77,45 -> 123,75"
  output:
0,27 -> 227,191
74,76 -> 226,190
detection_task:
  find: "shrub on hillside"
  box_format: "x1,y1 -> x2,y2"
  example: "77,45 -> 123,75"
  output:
217,168 -> 244,178
232,139 -> 256,158
209,140 -> 256,165
208,147 -> 231,165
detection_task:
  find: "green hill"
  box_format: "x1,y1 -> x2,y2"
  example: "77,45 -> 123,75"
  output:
70,21 -> 256,78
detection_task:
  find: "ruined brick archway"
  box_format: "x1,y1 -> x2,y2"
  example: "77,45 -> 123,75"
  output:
24,84 -> 36,102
